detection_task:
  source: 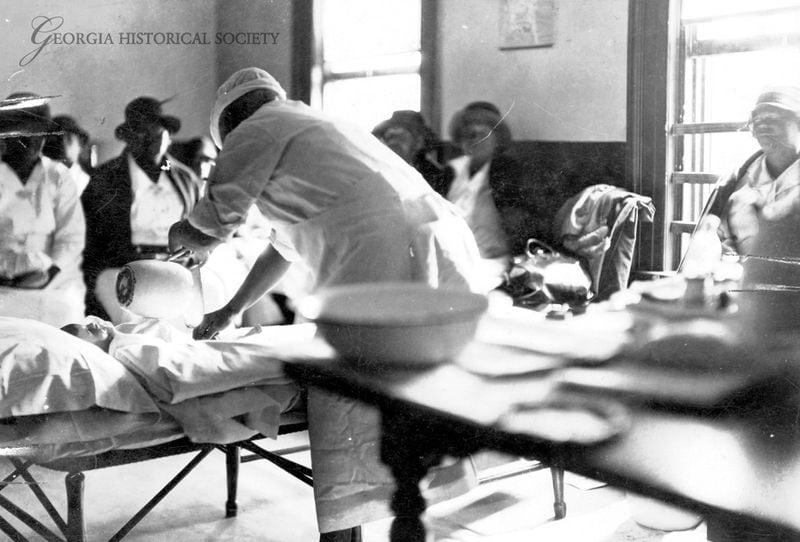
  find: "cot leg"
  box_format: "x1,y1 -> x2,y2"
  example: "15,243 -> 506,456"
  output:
225,445 -> 240,517
65,471 -> 86,542
551,466 -> 566,519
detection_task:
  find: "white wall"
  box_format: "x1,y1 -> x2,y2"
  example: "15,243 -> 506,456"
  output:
216,0 -> 293,88
1,0 -> 627,160
438,0 -> 628,142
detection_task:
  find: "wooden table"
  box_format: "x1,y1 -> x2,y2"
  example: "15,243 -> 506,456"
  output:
284,331 -> 800,542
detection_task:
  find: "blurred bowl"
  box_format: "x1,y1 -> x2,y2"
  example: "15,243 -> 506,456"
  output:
298,282 -> 489,367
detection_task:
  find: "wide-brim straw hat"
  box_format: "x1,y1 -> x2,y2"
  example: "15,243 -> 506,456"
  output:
0,93 -> 62,139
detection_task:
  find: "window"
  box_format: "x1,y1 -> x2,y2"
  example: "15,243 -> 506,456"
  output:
665,0 -> 800,268
311,0 -> 428,132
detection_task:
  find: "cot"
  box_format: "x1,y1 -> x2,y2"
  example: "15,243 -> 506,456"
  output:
0,317 -> 324,541
0,413 -> 311,542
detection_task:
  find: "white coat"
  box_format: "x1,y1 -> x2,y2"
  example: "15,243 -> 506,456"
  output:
189,100 -> 481,532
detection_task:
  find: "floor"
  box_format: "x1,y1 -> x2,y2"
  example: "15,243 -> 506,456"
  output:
0,432 -> 709,542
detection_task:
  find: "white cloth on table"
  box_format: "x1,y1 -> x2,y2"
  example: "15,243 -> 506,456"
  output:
188,99 -> 480,532
0,157 -> 86,326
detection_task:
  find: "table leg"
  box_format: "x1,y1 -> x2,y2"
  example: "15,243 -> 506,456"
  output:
380,415 -> 437,542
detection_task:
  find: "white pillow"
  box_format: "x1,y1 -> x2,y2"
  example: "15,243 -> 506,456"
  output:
0,317 -> 159,417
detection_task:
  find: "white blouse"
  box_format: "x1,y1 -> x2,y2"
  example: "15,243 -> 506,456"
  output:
445,155 -> 510,259
0,156 -> 85,281
128,154 -> 185,246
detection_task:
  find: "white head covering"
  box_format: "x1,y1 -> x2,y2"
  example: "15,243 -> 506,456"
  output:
209,67 -> 287,148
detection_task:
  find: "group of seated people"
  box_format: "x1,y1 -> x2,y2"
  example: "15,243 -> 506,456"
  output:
0,69 -> 798,542
372,85 -> 800,292
372,101 -> 546,264
0,92 -> 287,330
2,81 -> 798,333
0,69 -> 494,542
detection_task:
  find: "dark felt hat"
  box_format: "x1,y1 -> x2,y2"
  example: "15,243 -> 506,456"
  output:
373,110 -> 439,151
0,92 -> 62,139
448,101 -> 512,150
52,115 -> 89,143
115,96 -> 181,141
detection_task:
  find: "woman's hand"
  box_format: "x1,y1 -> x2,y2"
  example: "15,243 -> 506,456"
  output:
193,305 -> 238,340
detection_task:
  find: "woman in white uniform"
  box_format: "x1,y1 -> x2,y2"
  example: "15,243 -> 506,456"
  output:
0,93 -> 86,326
169,68 -> 481,542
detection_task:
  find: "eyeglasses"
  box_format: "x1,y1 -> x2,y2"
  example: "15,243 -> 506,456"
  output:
748,109 -> 799,130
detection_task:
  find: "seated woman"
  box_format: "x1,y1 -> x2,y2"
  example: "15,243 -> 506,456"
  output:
42,115 -> 93,195
705,87 -> 800,255
0,93 -> 86,327
372,110 -> 444,187
435,101 -> 533,260
432,101 -> 545,289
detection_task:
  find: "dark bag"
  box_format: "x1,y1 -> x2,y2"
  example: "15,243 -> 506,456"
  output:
504,239 -> 594,309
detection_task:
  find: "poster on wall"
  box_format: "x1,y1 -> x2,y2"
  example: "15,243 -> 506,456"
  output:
499,0 -> 556,49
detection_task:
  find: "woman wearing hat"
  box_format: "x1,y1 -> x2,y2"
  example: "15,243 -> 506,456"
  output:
437,102 -> 535,263
703,87 -> 800,256
169,67 -> 481,542
81,96 -> 201,322
372,110 -> 444,188
0,92 -> 87,326
42,115 -> 93,195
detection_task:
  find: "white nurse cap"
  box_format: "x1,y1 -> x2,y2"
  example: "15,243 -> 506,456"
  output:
209,67 -> 287,148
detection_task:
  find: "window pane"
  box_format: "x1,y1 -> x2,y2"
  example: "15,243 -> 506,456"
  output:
675,132 -> 758,251
682,48 -> 800,125
678,182 -> 717,223
682,0 -> 800,20
326,52 -> 421,76
321,0 -> 421,64
691,10 -> 800,40
322,74 -> 421,132
679,132 -> 759,175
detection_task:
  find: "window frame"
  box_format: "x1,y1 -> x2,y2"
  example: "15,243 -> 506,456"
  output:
628,0 -> 800,271
300,0 -> 437,130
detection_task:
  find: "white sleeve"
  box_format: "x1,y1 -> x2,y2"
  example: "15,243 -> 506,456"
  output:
189,122 -> 284,239
50,169 -> 86,273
